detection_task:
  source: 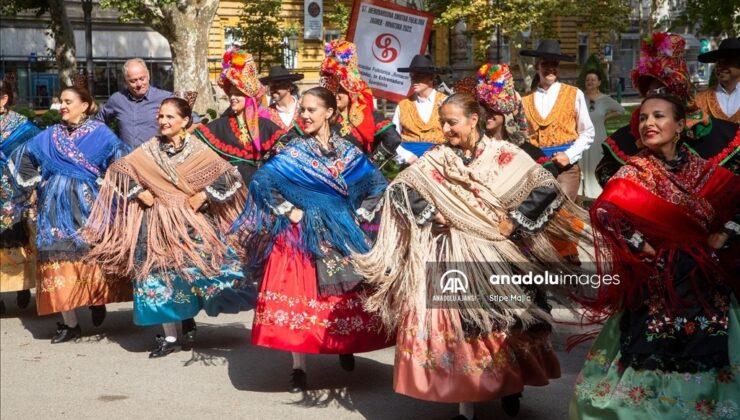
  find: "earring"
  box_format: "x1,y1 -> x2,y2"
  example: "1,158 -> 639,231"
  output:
179,128 -> 187,139
672,132 -> 680,144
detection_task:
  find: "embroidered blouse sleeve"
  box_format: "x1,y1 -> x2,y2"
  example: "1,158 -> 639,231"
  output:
508,185 -> 561,235
355,164 -> 388,223
8,145 -> 41,193
593,204 -> 648,254
204,167 -> 244,203
370,113 -> 402,167
389,184 -> 437,226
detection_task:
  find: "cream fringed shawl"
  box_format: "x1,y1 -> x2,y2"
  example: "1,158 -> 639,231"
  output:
353,138 -> 591,335
84,136 -> 247,282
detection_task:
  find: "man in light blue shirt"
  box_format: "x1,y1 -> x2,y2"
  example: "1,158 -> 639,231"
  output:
96,58 -> 199,149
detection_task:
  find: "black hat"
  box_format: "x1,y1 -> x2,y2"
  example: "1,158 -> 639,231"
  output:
519,39 -> 575,62
259,65 -> 304,84
698,37 -> 740,63
397,55 -> 440,74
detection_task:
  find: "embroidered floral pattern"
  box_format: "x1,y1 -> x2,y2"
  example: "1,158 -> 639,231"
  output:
50,120 -> 103,177
0,111 -> 27,141
575,348 -> 740,420
254,290 -> 383,336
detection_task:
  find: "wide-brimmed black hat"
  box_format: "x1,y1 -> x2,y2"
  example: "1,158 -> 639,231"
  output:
520,39 -> 575,62
397,55 -> 440,74
698,37 -> 740,63
259,65 -> 304,84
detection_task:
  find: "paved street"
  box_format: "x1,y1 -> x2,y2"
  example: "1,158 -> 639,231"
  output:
1,300 -> 591,420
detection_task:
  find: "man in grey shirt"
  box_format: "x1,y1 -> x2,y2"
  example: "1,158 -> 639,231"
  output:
96,58 -> 199,149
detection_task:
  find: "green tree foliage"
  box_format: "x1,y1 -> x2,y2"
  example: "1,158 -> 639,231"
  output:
325,0 -> 352,35
239,0 -> 295,74
674,0 -> 739,37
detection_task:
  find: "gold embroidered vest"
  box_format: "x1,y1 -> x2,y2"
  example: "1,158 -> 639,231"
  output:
522,84 -> 579,148
399,92 -> 447,143
694,89 -> 740,124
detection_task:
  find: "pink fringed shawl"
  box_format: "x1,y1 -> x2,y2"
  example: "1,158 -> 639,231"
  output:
84,136 -> 246,282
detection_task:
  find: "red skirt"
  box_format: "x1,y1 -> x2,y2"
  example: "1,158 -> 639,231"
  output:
251,236 -> 393,354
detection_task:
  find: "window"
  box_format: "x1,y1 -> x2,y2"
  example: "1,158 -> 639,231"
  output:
324,30 -> 341,44
578,34 -> 589,65
224,27 -> 242,50
283,35 -> 299,70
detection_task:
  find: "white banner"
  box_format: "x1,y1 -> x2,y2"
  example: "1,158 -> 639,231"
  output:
348,0 -> 433,102
304,0 -> 323,40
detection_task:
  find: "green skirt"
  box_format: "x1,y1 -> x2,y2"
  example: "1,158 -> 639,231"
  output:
570,297 -> 740,420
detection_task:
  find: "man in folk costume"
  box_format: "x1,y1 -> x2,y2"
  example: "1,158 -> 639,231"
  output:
695,37 -> 740,124
260,65 -> 304,130
392,55 -> 448,163
520,40 -> 595,201
194,49 -> 287,185
320,39 -> 401,166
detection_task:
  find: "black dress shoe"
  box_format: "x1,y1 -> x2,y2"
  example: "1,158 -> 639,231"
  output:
16,290 -> 31,309
289,368 -> 307,393
51,323 -> 82,344
89,305 -> 107,327
502,392 -> 522,417
450,415 -> 476,420
339,354 -> 355,371
148,335 -> 182,358
182,318 -> 197,343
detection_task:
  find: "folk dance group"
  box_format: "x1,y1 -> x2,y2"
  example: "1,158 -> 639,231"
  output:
0,34 -> 738,420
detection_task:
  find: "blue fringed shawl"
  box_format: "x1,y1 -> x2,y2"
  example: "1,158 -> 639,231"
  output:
10,120 -> 129,256
234,135 -> 387,276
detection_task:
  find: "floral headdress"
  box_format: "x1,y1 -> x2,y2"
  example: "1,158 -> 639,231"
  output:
630,33 -> 692,102
475,64 -> 529,144
320,39 -> 375,149
630,33 -> 710,140
218,48 -> 269,146
219,48 -> 267,99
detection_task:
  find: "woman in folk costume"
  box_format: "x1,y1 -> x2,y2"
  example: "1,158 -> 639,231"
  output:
474,63 -> 558,178
570,93 -> 739,419
194,48 -> 287,184
233,87 -> 392,393
319,39 -> 401,167
85,97 -> 254,358
1,78 -> 41,314
596,33 -> 739,183
353,93 -> 591,420
5,82 -> 131,342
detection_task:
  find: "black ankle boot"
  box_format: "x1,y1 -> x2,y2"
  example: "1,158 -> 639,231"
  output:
89,305 -> 107,327
289,368 -> 307,393
0,300 -> 5,315
339,354 -> 355,371
51,322 -> 82,344
181,318 -> 197,343
501,392 -> 522,417
16,290 -> 31,309
148,335 -> 181,358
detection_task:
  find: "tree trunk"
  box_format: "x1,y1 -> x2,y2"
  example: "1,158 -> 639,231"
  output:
82,0 -> 94,94
160,0 -> 220,115
48,0 -> 77,88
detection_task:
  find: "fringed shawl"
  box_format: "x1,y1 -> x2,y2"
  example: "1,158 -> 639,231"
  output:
84,135 -> 247,282
354,139 -> 592,335
234,134 -> 387,283
585,147 -> 739,317
9,120 -> 129,252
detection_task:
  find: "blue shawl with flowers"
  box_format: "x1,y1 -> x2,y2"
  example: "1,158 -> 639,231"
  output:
234,134 -> 387,277
9,120 -> 129,258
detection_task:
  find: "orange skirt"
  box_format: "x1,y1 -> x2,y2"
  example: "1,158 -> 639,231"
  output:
0,246 -> 36,293
36,260 -> 132,315
394,308 -> 560,403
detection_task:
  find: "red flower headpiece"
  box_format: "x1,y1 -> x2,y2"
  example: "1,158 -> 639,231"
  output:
219,48 -> 266,99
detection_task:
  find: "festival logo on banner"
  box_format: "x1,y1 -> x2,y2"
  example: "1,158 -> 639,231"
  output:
347,0 -> 434,102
